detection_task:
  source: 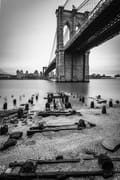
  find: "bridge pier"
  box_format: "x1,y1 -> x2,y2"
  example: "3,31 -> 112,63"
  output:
56,50 -> 89,82
56,6 -> 89,82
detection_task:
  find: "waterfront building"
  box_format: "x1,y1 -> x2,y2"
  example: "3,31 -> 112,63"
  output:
34,70 -> 39,79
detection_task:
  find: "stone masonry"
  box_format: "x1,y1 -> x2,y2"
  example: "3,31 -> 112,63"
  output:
56,6 -> 89,82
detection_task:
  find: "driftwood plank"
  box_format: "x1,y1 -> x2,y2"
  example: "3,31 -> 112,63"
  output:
1,170 -> 120,179
102,138 -> 120,152
9,156 -> 120,168
27,127 -> 84,136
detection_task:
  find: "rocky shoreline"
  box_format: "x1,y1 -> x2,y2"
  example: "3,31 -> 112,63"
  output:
0,93 -> 120,179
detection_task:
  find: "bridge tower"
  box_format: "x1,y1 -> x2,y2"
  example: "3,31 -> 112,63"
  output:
56,6 -> 90,82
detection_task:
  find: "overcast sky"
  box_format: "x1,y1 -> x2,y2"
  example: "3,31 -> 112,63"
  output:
0,0 -> 120,75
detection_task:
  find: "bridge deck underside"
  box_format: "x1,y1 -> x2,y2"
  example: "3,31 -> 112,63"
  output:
65,0 -> 120,53
44,58 -> 56,76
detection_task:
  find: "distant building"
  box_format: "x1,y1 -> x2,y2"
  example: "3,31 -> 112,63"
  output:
0,74 -> 11,79
34,70 -> 39,78
25,70 -> 29,78
89,73 -> 112,79
15,69 -> 45,79
43,67 -> 47,74
114,74 -> 120,78
40,71 -> 43,79
16,70 -> 24,79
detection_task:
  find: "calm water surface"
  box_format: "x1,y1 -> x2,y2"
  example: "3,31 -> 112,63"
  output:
0,79 -> 120,110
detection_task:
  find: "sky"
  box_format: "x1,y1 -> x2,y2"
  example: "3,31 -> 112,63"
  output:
0,0 -> 120,75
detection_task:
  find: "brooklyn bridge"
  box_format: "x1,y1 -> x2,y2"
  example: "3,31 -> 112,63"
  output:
44,0 -> 120,82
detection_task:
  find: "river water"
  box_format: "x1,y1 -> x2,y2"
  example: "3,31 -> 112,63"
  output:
0,79 -> 120,110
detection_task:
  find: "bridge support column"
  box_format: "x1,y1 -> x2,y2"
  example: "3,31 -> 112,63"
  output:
56,50 -> 65,81
83,51 -> 89,82
55,6 -> 89,82
64,51 -> 89,82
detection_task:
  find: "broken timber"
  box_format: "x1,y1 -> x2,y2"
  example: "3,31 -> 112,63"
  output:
27,126 -> 86,136
37,110 -> 81,117
2,155 -> 120,179
1,170 -> 120,179
9,157 -> 120,167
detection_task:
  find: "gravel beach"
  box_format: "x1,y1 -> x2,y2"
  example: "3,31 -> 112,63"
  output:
0,95 -> 120,179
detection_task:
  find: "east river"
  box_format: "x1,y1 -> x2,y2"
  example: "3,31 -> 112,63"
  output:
0,79 -> 120,110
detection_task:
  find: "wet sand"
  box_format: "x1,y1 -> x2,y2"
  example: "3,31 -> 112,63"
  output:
0,95 -> 120,179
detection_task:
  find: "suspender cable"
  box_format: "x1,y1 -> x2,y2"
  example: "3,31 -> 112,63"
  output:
77,0 -> 100,12
77,0 -> 90,11
63,0 -> 70,8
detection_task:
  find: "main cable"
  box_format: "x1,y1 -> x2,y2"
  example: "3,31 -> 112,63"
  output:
48,29 -> 57,64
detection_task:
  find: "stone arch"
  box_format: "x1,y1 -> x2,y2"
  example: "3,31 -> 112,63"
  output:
63,21 -> 71,45
55,6 -> 89,82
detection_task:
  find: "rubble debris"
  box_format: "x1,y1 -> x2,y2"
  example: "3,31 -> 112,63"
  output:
98,154 -> 114,171
98,154 -> 114,178
101,105 -> 107,114
13,99 -> 17,106
25,103 -> 29,111
77,119 -> 86,128
90,101 -> 94,108
77,119 -> 96,129
0,138 -> 17,151
109,99 -> 113,107
37,110 -> 80,117
0,125 -> 8,135
17,108 -> 24,118
20,161 -> 35,173
9,131 -> 23,140
102,138 -> 120,152
56,155 -> 64,160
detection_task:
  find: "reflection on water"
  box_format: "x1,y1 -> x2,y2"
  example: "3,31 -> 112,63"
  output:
0,79 -> 120,109
55,82 -> 89,97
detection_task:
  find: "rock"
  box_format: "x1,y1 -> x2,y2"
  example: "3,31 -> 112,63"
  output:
18,108 -> 23,118
81,97 -> 85,103
20,161 -> 35,173
38,122 -> 45,130
109,99 -> 113,107
102,137 -> 120,152
0,138 -> 17,151
10,118 -> 18,124
0,125 -> 8,135
65,102 -> 72,109
25,103 -> 29,111
98,154 -> 114,171
102,105 -> 107,114
115,100 -> 120,104
56,155 -> 64,160
90,101 -> 94,108
78,119 -> 86,128
13,99 -> 17,106
3,102 -> 7,110
9,131 -> 23,139
97,95 -> 101,99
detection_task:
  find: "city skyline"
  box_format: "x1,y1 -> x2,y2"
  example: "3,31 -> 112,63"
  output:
0,0 -> 120,75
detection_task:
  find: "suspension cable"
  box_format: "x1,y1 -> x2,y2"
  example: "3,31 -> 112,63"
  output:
77,0 -> 91,11
63,0 -> 70,8
48,29 -> 57,64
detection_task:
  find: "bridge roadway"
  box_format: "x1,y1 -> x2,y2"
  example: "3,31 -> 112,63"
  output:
45,0 -> 120,76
